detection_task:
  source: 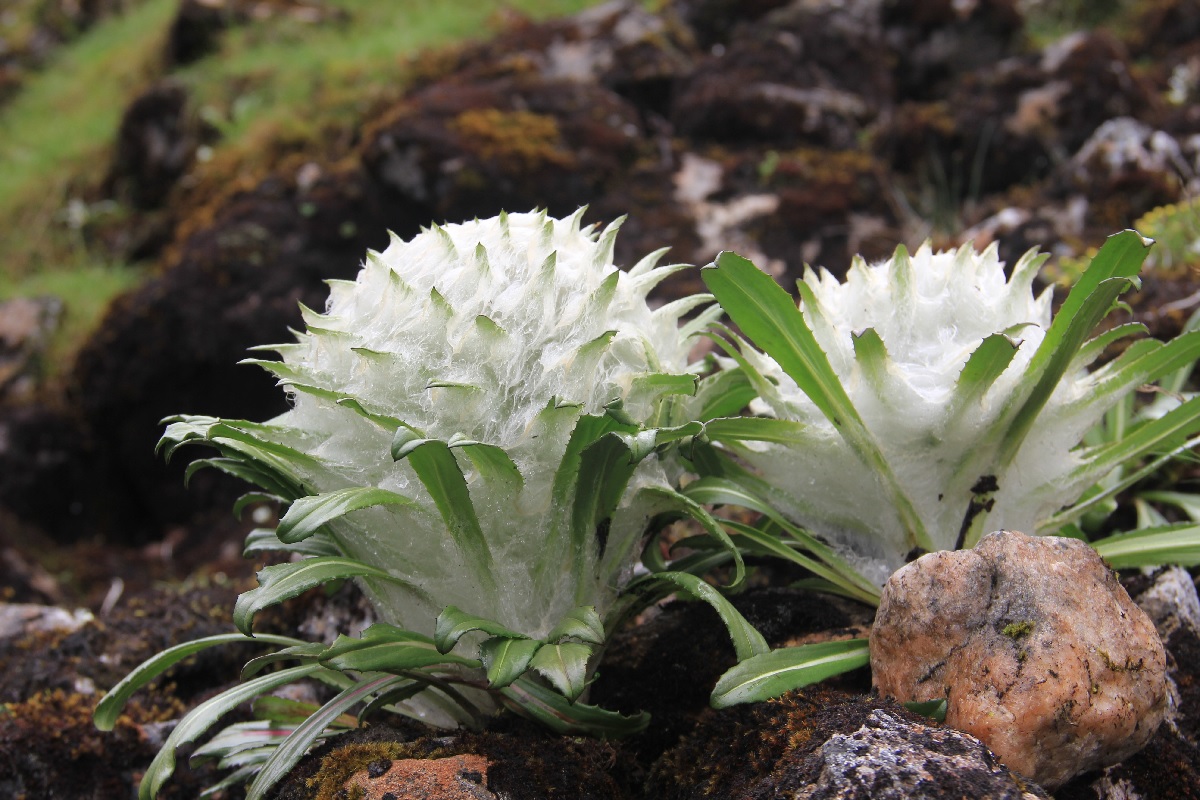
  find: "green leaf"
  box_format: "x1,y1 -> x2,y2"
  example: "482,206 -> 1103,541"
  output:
703,416 -> 810,446
1092,524 -> 1200,568
548,412 -> 626,533
451,440 -> 523,487
1104,331 -> 1200,397
951,333 -> 1021,416
1044,432 -> 1200,530
355,680 -> 427,723
1139,490 -> 1200,522
529,642 -> 593,702
317,623 -> 437,661
1078,395 -> 1200,482
550,417 -> 642,598
628,372 -> 700,408
320,641 -> 480,674
334,397 -> 408,431
191,720 -> 296,766
710,639 -> 870,708
136,663 -> 328,800
393,437 -> 495,585
998,231 -> 1150,464
234,557 -> 424,635
851,327 -> 889,395
682,475 -> 877,599
434,606 -> 527,654
243,527 -> 340,558
724,519 -> 881,605
241,642 -> 329,679
252,696 -> 334,727
277,487 -> 417,544
903,698 -> 948,722
183,458 -> 298,502
693,367 -> 757,421
1072,322 -> 1149,370
245,674 -> 406,800
702,252 -> 860,436
636,485 -> 746,587
650,571 -> 768,661
94,633 -> 307,731
205,422 -> 326,484
199,763 -> 264,798
499,677 -> 649,737
233,493 -> 281,520
546,606 -> 604,644
479,637 -> 543,688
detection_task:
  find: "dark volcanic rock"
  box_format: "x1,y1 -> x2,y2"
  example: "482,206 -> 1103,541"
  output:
671,0 -> 891,149
646,687 -> 1049,799
268,721 -> 630,800
104,80 -> 199,209
362,74 -> 645,222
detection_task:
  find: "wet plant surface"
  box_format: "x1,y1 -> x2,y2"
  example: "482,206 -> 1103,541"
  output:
5,0 -> 1200,797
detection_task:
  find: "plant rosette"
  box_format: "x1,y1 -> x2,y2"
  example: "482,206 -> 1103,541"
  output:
94,209 -> 764,800
692,231 -> 1200,700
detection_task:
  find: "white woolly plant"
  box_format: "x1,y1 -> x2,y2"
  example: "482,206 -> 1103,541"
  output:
690,231 -> 1200,707
694,231 -> 1200,599
95,210 -> 768,800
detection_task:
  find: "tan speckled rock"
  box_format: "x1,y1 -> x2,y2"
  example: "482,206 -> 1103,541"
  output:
869,530 -> 1167,788
345,753 -> 494,800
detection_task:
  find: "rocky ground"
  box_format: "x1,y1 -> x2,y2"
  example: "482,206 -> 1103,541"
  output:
3,0 -> 1200,797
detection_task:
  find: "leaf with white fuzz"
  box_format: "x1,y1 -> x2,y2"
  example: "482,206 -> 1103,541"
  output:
277,487 -> 417,543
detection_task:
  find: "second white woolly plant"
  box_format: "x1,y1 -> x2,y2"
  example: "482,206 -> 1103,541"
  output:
697,231 -> 1200,603
96,209 -> 768,800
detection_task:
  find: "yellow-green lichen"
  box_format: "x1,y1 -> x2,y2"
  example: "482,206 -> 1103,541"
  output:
1001,620 -> 1035,639
450,108 -> 574,169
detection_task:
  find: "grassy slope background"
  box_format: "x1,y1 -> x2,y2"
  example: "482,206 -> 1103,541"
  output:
0,0 -> 600,379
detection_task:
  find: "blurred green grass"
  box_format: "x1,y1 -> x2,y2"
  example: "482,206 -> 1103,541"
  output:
0,0 -> 600,378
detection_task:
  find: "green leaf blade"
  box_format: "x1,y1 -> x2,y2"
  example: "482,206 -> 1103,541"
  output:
434,606 -> 526,654
94,633 -> 307,731
137,664 -> 328,800
397,438 -> 495,583
480,637 -> 543,688
276,487 -> 417,544
1092,524 -> 1200,569
546,606 -> 604,645
529,642 -> 593,702
233,557 -> 419,635
651,571 -> 769,661
499,678 -> 649,737
244,674 -> 406,800
710,639 -> 870,708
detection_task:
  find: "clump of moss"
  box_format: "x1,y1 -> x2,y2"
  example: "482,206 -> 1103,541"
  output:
0,688 -> 201,798
307,741 -> 418,800
1002,620 -> 1035,639
450,108 -> 574,168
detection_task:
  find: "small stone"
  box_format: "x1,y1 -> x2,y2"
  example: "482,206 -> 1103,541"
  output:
0,603 -> 93,641
870,530 -> 1167,788
797,709 -> 1050,799
344,753 -> 493,800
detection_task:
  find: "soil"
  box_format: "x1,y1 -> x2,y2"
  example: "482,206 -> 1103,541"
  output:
3,0 -> 1200,797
